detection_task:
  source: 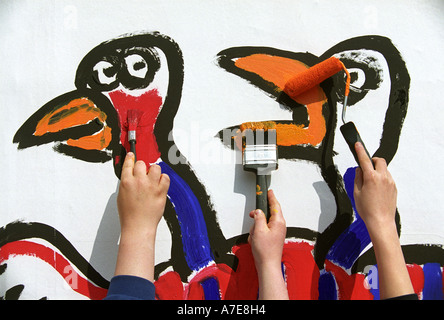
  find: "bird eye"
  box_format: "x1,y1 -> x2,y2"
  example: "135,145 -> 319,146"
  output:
348,68 -> 366,91
124,54 -> 148,79
93,61 -> 117,85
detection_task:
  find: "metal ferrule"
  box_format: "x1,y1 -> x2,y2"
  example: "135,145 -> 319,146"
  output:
243,144 -> 278,166
128,130 -> 136,141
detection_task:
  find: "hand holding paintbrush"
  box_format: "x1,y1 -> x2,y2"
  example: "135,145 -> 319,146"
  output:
127,109 -> 143,161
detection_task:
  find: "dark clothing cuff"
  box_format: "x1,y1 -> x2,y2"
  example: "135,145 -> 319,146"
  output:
104,275 -> 155,300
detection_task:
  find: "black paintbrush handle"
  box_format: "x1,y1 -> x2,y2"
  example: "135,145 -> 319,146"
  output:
129,140 -> 137,161
256,174 -> 269,220
340,121 -> 373,167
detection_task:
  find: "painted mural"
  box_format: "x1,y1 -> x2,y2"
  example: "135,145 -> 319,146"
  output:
2,31 -> 443,300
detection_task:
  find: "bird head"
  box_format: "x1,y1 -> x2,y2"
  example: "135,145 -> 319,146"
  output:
14,31 -> 184,178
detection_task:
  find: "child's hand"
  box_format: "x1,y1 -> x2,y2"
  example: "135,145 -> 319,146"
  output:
248,189 -> 288,300
114,152 -> 170,281
117,152 -> 170,237
248,189 -> 286,272
353,142 -> 397,233
353,144 -> 415,299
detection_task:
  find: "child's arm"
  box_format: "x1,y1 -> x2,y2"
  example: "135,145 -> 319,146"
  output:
114,152 -> 170,282
249,190 -> 289,300
354,142 -> 415,299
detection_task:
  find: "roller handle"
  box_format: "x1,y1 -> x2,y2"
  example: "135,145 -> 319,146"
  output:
340,121 -> 374,168
256,174 -> 269,221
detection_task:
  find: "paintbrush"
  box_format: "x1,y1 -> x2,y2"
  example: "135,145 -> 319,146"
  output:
241,121 -> 278,221
127,109 -> 143,161
283,56 -> 372,167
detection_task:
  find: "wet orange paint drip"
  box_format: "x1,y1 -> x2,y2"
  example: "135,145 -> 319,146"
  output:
234,54 -> 327,147
256,184 -> 263,196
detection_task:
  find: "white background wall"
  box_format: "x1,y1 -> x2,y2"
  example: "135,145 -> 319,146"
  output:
1,0 -> 443,298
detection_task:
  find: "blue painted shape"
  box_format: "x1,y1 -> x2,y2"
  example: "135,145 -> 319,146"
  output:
201,277 -> 220,300
326,167 -> 371,269
423,263 -> 443,300
159,162 -> 214,271
318,271 -> 337,300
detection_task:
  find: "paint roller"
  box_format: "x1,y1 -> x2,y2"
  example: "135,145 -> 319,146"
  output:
283,56 -> 372,166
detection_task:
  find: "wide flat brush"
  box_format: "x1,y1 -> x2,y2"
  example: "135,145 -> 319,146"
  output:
241,121 -> 278,221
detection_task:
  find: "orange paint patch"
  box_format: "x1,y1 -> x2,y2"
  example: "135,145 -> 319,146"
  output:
275,117 -> 325,147
35,98 -> 106,136
34,97 -> 111,151
240,121 -> 276,131
67,126 -> 112,150
235,54 -> 309,91
234,54 -> 327,147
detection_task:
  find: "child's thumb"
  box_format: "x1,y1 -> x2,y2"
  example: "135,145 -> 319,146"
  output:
253,209 -> 268,230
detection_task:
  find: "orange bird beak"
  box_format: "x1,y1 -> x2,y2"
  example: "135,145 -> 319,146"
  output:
217,51 -> 329,149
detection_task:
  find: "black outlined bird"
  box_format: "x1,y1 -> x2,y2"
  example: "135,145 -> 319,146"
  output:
215,36 -> 411,269
13,31 -> 230,282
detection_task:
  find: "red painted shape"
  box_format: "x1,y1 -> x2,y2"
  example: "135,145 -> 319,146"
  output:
324,260 -> 373,300
0,240 -> 107,300
109,89 -> 163,165
154,270 -> 184,300
2,239 -> 438,300
407,263 -> 424,296
155,241 -> 319,300
282,241 -> 320,300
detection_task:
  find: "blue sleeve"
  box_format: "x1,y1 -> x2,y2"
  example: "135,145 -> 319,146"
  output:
385,293 -> 419,300
103,275 -> 156,300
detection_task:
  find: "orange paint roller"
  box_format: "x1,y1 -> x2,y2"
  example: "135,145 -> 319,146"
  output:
284,56 -> 350,99
283,57 -> 372,166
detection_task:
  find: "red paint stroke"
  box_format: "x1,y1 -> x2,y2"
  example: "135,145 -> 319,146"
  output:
156,241 -> 435,300
324,260 -> 373,300
407,263 -> 424,296
155,243 -> 259,300
282,241 -> 320,300
1,240 -> 433,300
109,89 -> 163,165
0,240 -> 107,300
155,241 -> 320,300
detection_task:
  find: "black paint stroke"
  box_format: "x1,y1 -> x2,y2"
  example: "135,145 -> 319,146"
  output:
0,285 -> 24,300
320,35 -> 410,164
352,244 -> 444,274
0,220 -> 109,290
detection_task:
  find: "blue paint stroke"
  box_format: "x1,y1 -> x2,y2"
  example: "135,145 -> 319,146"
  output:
159,162 -> 214,271
423,263 -> 443,300
318,270 -> 337,300
326,167 -> 371,269
201,277 -> 221,300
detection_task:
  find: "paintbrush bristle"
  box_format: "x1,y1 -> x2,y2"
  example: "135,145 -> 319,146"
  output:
240,121 -> 276,132
127,109 -> 143,131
